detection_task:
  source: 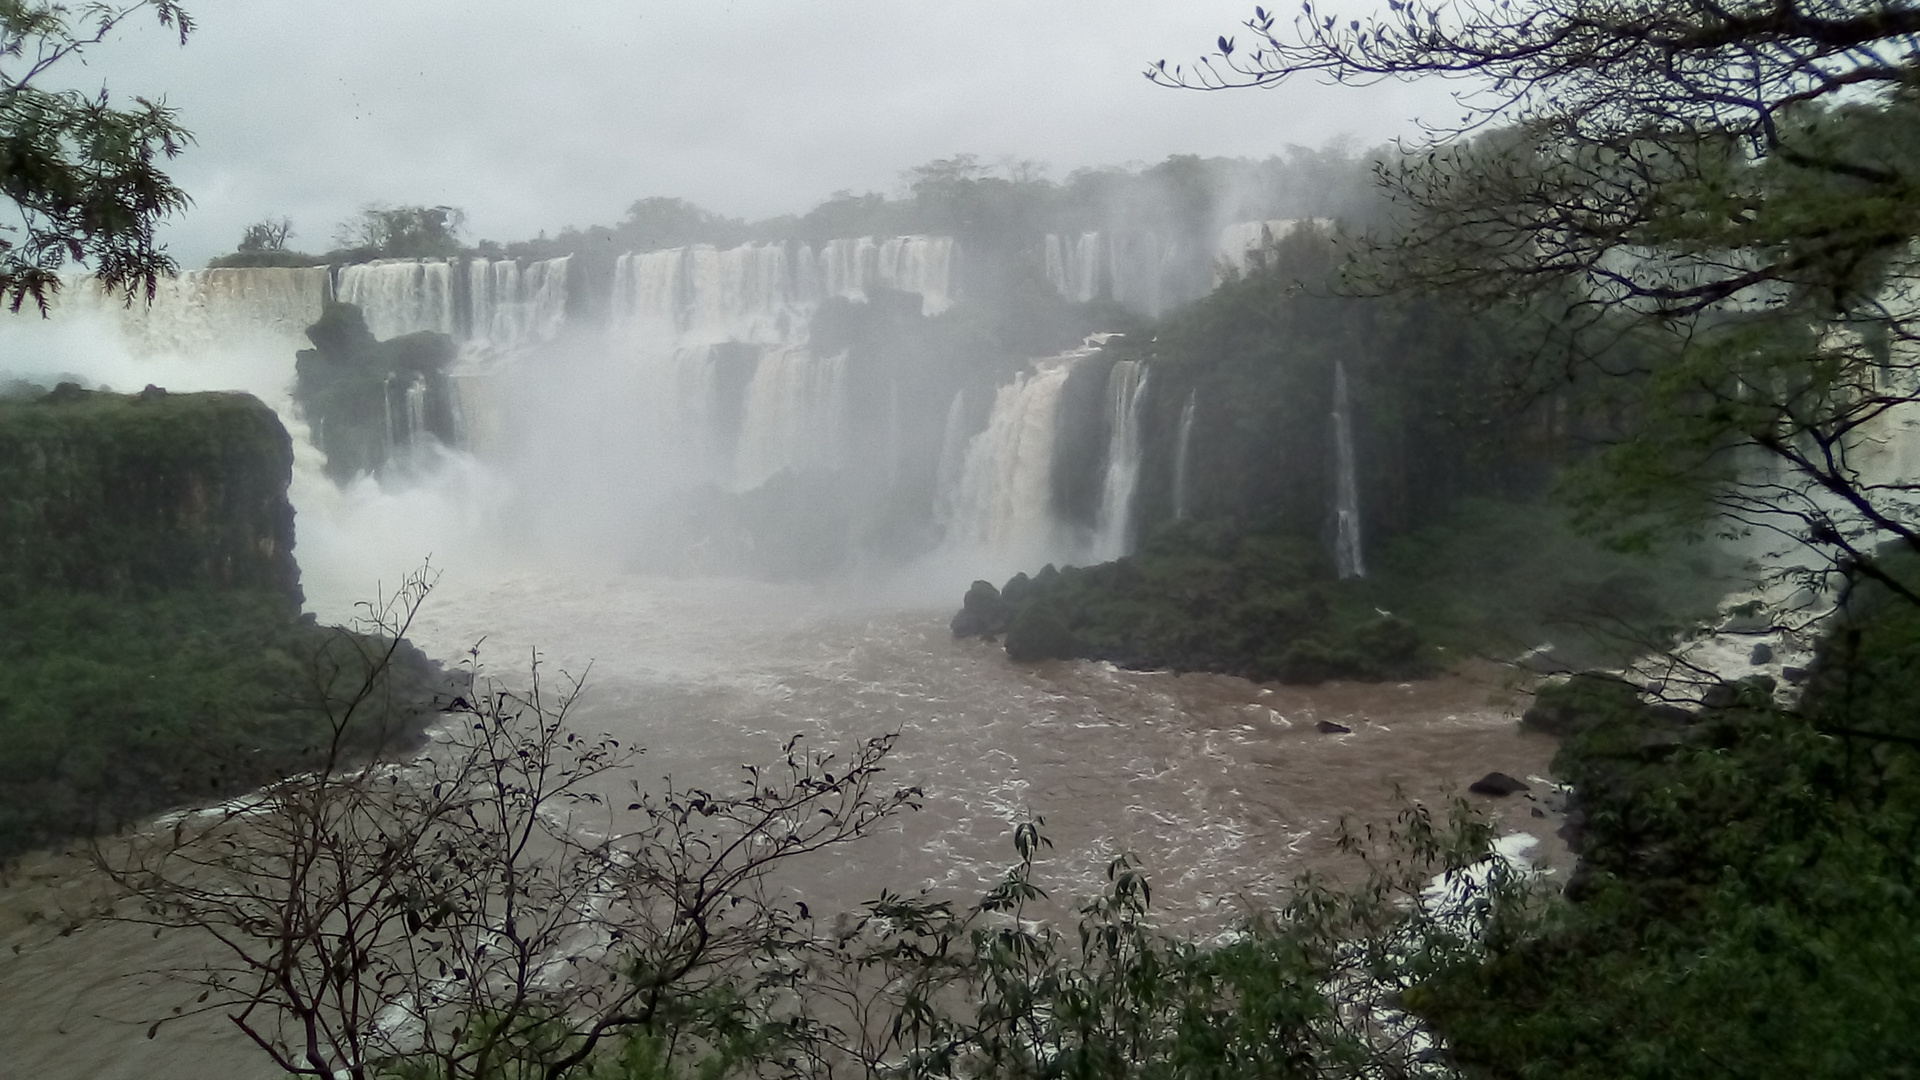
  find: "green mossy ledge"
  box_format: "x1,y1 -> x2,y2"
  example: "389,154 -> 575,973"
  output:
0,384 -> 300,603
0,385 -> 445,858
951,518 -> 1432,685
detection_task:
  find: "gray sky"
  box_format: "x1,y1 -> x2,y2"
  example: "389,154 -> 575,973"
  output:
76,0 -> 1451,267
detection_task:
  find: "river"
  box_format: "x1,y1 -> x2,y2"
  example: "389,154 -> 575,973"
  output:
0,557 -> 1562,1080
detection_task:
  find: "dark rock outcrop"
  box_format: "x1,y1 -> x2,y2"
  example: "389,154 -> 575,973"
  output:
951,579 -> 1013,638
295,301 -> 458,481
1469,771 -> 1531,796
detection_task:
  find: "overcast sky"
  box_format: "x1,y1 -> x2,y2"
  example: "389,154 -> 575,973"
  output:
74,0 -> 1453,267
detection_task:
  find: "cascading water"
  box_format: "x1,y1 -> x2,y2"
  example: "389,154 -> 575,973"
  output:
932,390 -> 971,527
1090,360 -> 1150,561
404,378 -> 428,448
610,236 -> 956,345
335,260 -> 456,340
1331,361 -> 1365,579
731,348 -> 849,491
1044,232 -> 1103,303
943,340 -> 1103,567
1172,389 -> 1198,521
467,256 -> 570,350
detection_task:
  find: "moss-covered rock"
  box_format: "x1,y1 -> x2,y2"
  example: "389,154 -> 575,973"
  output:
0,385 -> 447,857
0,385 -> 300,605
954,518 -> 1435,683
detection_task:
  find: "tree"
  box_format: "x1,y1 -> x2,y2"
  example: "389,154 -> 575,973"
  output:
335,204 -> 467,258
105,572 -> 927,1080
237,215 -> 293,253
1,0 -> 194,313
1152,1 -> 1920,609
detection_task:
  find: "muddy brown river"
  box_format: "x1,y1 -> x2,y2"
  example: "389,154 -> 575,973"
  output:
0,569 -> 1562,1079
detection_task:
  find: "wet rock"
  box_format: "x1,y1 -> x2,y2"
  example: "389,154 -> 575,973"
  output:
1750,642 -> 1774,665
1782,665 -> 1809,685
1469,771 -> 1531,796
1314,720 -> 1352,734
950,579 -> 1011,639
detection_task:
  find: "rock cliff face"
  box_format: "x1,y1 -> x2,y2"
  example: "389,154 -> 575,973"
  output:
0,385 -> 300,604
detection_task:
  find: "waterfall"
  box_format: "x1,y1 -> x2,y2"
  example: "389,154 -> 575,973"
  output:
53,266 -> 330,361
611,236 -> 958,347
1331,361 -> 1365,579
1090,361 -> 1150,561
335,260 -> 456,340
944,341 -> 1102,562
731,348 -> 849,490
467,256 -> 570,349
1172,389 -> 1197,521
404,378 -> 428,446
933,390 -> 971,526
1044,232 -> 1102,303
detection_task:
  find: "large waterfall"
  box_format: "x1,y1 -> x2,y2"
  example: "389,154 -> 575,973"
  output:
467,256 -> 571,351
335,260 -> 457,340
731,347 -> 849,490
1331,361 -> 1365,579
611,235 -> 956,346
1043,230 -> 1175,314
1090,360 -> 1149,561
51,266 -> 331,360
944,344 -> 1098,564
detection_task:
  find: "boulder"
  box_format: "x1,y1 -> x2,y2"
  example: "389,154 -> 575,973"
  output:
1314,720 -> 1353,734
950,579 -> 1012,639
1469,771 -> 1531,796
1749,642 -> 1774,665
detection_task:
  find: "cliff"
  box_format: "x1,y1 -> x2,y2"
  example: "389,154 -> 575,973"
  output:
0,384 -> 300,604
0,384 -> 443,857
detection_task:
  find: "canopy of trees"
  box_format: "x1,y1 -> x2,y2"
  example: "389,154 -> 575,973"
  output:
0,0 -> 194,313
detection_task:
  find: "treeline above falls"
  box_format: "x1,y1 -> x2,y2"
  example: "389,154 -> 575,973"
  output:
67,207 -> 1566,588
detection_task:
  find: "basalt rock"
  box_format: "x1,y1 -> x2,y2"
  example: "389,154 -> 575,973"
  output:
951,579 -> 1013,638
1469,771 -> 1531,796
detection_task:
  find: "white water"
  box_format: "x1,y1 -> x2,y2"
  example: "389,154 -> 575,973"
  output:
1332,361 -> 1365,579
335,259 -> 456,340
941,342 -> 1101,575
610,236 -> 956,347
731,348 -> 849,490
1091,360 -> 1150,561
466,256 -> 571,353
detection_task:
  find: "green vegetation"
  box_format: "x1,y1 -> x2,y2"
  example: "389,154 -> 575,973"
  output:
957,520 -> 1430,684
0,383 -> 298,600
1406,563 -> 1920,1078
0,0 -> 194,313
0,588 -> 437,857
0,385 -> 443,857
1359,498 -> 1736,670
